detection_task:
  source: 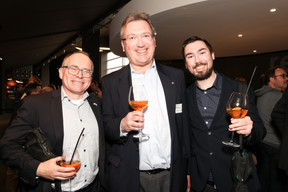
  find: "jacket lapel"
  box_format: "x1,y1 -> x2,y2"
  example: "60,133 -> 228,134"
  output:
50,89 -> 64,155
157,65 -> 176,121
117,65 -> 132,114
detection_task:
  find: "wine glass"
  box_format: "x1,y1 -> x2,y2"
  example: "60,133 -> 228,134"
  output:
61,148 -> 81,192
222,92 -> 249,147
128,85 -> 149,140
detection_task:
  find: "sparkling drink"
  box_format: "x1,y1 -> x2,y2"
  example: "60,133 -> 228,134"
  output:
129,100 -> 148,111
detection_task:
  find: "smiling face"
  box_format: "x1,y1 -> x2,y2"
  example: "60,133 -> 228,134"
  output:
58,52 -> 93,100
184,40 -> 215,81
121,20 -> 156,73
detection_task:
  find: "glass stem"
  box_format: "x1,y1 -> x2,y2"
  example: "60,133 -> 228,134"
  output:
230,131 -> 235,142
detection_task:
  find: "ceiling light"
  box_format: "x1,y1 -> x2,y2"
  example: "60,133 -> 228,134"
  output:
75,47 -> 83,51
0,57 -> 2,61
253,50 -> 257,53
270,8 -> 277,13
238,34 -> 243,37
99,47 -> 110,51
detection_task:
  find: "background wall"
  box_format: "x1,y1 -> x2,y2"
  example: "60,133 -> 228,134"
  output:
158,50 -> 288,91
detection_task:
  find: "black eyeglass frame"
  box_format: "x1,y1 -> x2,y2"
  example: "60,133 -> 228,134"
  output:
273,74 -> 288,79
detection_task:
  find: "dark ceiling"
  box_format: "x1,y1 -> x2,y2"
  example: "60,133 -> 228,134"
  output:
0,0 -> 130,71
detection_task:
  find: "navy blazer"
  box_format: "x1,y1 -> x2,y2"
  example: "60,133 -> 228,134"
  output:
0,89 -> 106,192
101,64 -> 189,192
186,74 -> 266,192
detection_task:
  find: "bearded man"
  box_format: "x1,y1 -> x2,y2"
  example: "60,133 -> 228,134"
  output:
182,36 -> 266,192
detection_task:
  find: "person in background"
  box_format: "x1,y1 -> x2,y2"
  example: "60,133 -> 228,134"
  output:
20,82 -> 42,100
41,84 -> 56,93
182,36 -> 266,192
6,81 -> 42,192
0,51 -> 106,192
254,66 -> 288,192
101,12 -> 189,192
271,84 -> 288,191
14,76 -> 42,105
234,76 -> 247,83
89,80 -> 102,98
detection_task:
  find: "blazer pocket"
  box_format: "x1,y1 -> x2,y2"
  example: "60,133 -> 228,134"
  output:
108,153 -> 121,168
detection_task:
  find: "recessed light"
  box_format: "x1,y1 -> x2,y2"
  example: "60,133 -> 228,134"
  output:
253,50 -> 257,53
238,34 -> 243,37
270,8 -> 277,13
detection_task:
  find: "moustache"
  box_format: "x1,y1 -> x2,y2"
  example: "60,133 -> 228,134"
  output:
194,62 -> 207,69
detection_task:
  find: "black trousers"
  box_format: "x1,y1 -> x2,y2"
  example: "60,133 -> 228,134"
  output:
257,143 -> 287,192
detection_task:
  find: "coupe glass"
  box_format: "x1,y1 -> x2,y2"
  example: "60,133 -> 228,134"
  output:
61,148 -> 81,191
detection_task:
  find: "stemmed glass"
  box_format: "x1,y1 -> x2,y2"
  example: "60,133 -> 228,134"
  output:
222,92 -> 249,147
60,148 -> 81,192
128,85 -> 149,140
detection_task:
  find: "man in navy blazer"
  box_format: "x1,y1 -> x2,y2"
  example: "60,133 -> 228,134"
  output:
0,51 -> 106,192
102,12 -> 189,192
182,36 -> 266,192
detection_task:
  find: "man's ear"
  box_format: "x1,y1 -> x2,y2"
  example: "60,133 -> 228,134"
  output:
212,52 -> 215,60
59,68 -> 63,80
121,40 -> 125,52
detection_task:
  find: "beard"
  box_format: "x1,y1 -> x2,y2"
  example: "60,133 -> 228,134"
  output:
193,62 -> 214,81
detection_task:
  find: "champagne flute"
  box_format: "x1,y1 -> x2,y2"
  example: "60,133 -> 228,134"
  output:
61,148 -> 81,192
222,92 -> 249,147
128,85 -> 149,140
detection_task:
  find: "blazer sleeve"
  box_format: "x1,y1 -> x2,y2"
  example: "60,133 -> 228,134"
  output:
0,97 -> 41,186
101,75 -> 126,143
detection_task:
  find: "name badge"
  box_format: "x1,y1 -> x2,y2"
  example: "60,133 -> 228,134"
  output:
175,103 -> 182,114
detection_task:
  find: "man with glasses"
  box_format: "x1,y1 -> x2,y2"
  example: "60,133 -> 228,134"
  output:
255,66 -> 288,191
0,51 -> 106,192
101,12 -> 189,192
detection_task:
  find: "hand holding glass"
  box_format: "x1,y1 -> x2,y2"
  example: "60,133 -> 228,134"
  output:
222,92 -> 248,147
128,85 -> 149,140
60,148 -> 81,191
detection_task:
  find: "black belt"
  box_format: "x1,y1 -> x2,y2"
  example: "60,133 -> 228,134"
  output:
206,180 -> 217,190
140,168 -> 170,175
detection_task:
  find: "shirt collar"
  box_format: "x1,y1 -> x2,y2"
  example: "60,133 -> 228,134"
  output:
61,86 -> 89,101
213,72 -> 222,90
130,59 -> 156,74
196,72 -> 222,91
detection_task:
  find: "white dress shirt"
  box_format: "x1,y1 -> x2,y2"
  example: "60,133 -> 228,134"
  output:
61,87 -> 99,191
131,61 -> 171,170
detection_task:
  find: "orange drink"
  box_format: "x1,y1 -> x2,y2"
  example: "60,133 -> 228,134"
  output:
60,160 -> 81,172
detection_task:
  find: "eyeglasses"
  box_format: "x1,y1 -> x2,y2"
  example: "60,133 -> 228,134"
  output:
61,66 -> 93,78
273,74 -> 288,79
121,33 -> 154,44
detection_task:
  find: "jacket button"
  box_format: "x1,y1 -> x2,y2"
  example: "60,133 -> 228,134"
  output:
209,152 -> 213,155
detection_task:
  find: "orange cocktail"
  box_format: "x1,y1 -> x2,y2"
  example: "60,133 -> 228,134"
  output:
60,160 -> 81,172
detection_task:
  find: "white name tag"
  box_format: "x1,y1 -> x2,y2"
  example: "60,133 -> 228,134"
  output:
175,103 -> 182,114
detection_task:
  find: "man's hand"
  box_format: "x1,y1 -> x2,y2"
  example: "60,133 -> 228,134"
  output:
228,116 -> 253,137
186,175 -> 191,192
121,111 -> 144,132
36,156 -> 76,181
